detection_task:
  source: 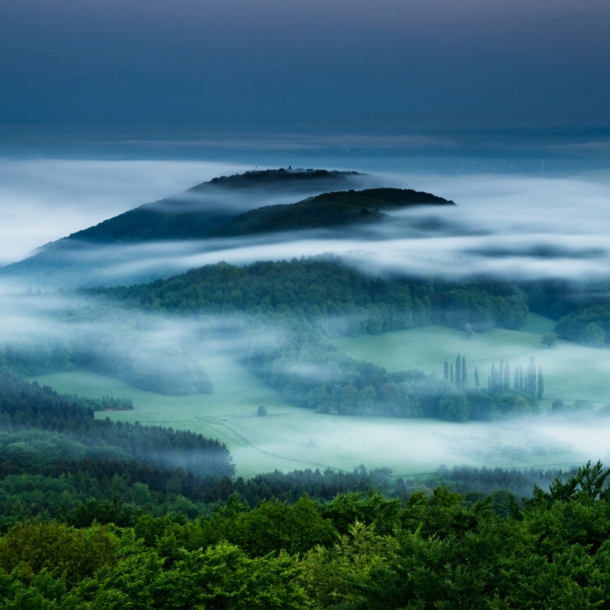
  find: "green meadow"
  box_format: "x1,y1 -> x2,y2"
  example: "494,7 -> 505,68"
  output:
332,313 -> 610,408
31,313 -> 610,477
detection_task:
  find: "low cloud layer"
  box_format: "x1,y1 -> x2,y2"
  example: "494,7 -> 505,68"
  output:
0,159 -> 249,264
5,168 -> 609,287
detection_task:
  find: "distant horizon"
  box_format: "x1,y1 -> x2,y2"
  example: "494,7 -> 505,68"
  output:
2,0 -> 609,131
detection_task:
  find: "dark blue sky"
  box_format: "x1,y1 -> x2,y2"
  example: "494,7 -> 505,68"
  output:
1,0 -> 609,132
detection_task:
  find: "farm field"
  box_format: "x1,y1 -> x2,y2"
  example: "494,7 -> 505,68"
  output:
331,314 -> 610,408
32,322 -> 610,477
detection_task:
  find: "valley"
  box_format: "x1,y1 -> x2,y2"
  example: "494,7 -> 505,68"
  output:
31,311 -> 610,477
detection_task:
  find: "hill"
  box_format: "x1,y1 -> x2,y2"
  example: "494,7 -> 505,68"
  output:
66,168 -> 363,244
0,170 -> 454,288
207,188 -> 454,237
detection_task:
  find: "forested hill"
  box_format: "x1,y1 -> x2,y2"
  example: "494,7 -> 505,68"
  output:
66,184 -> 452,244
202,168 -> 360,190
205,188 -> 454,237
65,168 -> 364,245
0,170 -> 454,289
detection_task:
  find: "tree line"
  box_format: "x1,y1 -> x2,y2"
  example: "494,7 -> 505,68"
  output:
0,371 -> 233,481
0,462 -> 609,608
525,279 -> 610,347
89,257 -> 530,334
1,370 -> 610,606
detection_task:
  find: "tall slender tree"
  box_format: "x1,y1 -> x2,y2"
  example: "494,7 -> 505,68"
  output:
519,366 -> 524,391
450,363 -> 454,382
443,360 -> 449,381
455,355 -> 462,387
527,357 -> 537,395
461,355 -> 467,386
537,366 -> 544,400
474,366 -> 479,388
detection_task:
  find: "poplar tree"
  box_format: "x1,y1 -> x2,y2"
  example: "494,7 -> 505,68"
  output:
527,357 -> 537,395
443,360 -> 449,380
537,366 -> 544,400
504,363 -> 510,392
474,366 -> 479,388
450,363 -> 454,382
455,355 -> 462,387
461,355 -> 467,386
519,366 -> 524,391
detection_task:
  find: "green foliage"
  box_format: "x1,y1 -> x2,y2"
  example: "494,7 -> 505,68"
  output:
0,372 -> 233,481
70,540 -> 309,610
0,463 -> 610,608
541,332 -> 557,347
300,521 -> 398,609
438,390 -> 470,421
0,521 -> 117,585
555,305 -> 610,347
91,259 -> 528,335
580,322 -> 606,347
319,490 -> 403,536
135,494 -> 337,561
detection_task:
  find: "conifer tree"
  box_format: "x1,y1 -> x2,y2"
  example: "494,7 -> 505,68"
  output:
514,367 -> 519,389
527,357 -> 536,395
474,366 -> 479,388
461,355 -> 467,386
519,366 -> 524,391
450,363 -> 454,382
455,355 -> 461,387
504,363 -> 510,392
537,366 -> 544,400
443,360 -> 449,381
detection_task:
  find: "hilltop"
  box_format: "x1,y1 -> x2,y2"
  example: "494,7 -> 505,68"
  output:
66,168 -> 363,244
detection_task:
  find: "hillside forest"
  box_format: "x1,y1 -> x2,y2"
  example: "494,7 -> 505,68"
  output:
2,171 -> 610,608
0,370 -> 609,608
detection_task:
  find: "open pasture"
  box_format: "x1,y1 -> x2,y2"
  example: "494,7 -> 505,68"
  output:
332,314 -> 610,407
32,320 -> 610,477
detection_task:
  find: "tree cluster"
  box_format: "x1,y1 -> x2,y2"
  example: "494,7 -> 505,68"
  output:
91,258 -> 530,333
0,372 -> 233,482
0,463 -> 610,608
487,356 -> 543,399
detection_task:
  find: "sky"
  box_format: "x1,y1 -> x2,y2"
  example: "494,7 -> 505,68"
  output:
1,0 -> 609,132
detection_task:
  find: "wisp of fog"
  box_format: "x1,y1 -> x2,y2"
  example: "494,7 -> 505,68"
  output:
2,159 -> 610,476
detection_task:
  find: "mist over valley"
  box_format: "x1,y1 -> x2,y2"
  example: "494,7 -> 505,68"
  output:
1,160 -> 610,481
2,0 -> 610,601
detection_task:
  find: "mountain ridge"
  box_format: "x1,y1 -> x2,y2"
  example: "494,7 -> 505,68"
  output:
66,168 -> 364,245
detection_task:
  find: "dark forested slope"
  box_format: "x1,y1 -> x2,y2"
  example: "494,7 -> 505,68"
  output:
0,170 -> 454,290
66,168 -> 364,244
206,187 -> 454,237
95,257 -> 524,333
1,460 -> 610,609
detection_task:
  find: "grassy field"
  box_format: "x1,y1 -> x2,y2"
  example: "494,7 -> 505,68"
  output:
31,314 -> 610,477
332,313 -> 610,408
